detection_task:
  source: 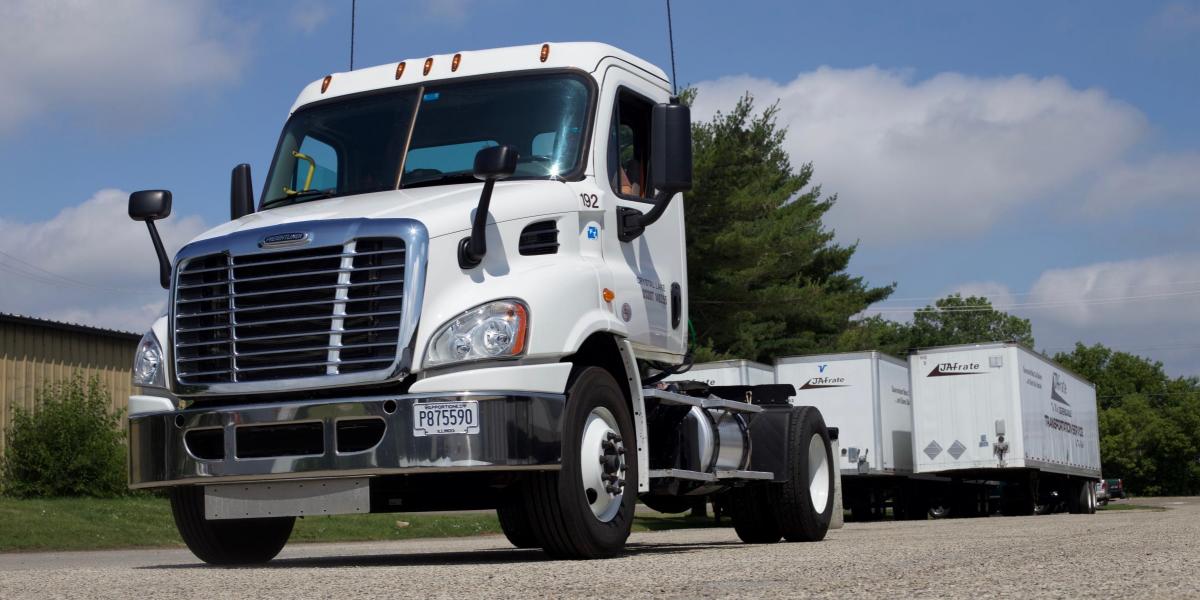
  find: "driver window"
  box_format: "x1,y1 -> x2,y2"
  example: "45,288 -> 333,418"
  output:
607,90 -> 653,199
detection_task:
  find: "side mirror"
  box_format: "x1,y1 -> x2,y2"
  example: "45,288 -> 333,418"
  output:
459,144 -> 519,269
231,163 -> 255,220
128,190 -> 172,221
128,190 -> 173,290
650,103 -> 693,193
618,102 -> 692,242
473,144 -> 519,181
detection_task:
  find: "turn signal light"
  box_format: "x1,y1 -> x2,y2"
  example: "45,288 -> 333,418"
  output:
320,75 -> 332,93
394,62 -> 406,80
540,43 -> 550,62
423,57 -> 433,75
451,53 -> 462,72
602,288 -> 615,303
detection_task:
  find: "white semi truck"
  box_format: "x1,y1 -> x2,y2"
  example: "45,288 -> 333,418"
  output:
910,342 -> 1102,515
124,42 -> 836,564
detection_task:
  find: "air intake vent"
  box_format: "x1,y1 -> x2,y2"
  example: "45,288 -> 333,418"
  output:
519,220 -> 559,256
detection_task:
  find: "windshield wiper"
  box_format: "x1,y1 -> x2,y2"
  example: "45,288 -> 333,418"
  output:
262,188 -> 337,209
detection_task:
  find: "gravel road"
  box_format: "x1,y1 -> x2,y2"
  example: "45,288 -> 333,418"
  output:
1,497 -> 1196,599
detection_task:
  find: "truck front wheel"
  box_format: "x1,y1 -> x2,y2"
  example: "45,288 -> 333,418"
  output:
169,487 -> 294,565
523,367 -> 637,559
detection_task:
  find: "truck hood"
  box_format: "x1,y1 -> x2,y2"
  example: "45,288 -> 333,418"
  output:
189,180 -> 576,244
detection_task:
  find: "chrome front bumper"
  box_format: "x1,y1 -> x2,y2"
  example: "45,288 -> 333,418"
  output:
128,391 -> 565,489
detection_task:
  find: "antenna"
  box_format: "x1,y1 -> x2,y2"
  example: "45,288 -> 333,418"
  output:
666,0 -> 678,96
349,0 -> 357,70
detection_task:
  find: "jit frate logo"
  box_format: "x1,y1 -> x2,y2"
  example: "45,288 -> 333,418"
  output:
927,362 -> 985,377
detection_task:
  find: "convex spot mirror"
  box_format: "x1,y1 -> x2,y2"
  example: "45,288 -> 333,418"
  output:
128,190 -> 172,222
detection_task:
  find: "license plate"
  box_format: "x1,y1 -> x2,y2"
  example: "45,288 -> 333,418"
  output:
412,401 -> 480,436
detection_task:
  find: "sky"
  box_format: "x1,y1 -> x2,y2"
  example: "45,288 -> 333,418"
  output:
0,0 -> 1198,376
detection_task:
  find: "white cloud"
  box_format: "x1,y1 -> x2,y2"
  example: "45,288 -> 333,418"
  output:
947,281 -> 1018,309
0,0 -> 245,133
289,1 -> 332,34
1083,153 -> 1200,215
422,0 -> 473,23
692,68 -> 1148,243
0,189 -> 208,332
903,256 -> 1200,375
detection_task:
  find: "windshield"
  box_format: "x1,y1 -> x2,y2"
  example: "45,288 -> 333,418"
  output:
261,73 -> 592,209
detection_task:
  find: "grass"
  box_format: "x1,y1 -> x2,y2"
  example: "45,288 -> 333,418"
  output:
1097,502 -> 1162,512
0,496 -> 722,553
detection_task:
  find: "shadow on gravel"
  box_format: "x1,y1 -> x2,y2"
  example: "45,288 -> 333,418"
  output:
138,540 -> 744,570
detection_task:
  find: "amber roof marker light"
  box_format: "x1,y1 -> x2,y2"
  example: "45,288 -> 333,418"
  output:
320,75 -> 332,93
423,57 -> 433,75
451,53 -> 462,72
539,43 -> 550,62
394,62 -> 406,80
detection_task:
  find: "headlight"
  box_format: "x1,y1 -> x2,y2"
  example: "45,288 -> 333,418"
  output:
133,331 -> 167,388
425,299 -> 528,368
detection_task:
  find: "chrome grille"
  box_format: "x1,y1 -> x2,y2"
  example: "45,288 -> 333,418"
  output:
173,238 -> 406,385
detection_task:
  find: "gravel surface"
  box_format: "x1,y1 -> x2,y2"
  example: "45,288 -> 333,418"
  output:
1,497 -> 1196,599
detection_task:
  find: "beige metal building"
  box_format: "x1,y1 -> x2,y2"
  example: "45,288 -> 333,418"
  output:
1,313 -> 139,453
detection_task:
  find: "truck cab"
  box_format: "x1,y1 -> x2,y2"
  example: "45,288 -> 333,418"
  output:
127,43 -> 834,563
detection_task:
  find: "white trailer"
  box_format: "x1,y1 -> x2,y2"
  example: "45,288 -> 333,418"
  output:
775,352 -> 912,476
665,359 -> 774,387
910,342 -> 1101,515
775,352 -> 935,520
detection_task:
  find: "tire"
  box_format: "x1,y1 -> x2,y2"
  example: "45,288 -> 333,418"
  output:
1068,480 -> 1090,514
497,500 -> 539,549
169,486 -> 295,565
730,483 -> 782,543
775,406 -> 834,542
521,367 -> 637,559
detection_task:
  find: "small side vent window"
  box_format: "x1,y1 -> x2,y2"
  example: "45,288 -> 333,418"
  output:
519,220 -> 559,256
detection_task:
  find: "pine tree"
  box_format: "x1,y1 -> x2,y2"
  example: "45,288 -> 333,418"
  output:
683,91 -> 892,362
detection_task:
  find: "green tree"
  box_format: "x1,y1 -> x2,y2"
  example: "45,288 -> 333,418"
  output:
907,294 -> 1034,349
1,373 -> 127,498
1054,343 -> 1200,496
834,294 -> 1032,356
683,91 -> 892,362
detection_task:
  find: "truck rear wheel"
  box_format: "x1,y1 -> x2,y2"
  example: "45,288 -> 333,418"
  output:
522,367 -> 636,559
730,484 -> 782,543
775,406 -> 834,542
1068,479 -> 1096,515
169,486 -> 294,565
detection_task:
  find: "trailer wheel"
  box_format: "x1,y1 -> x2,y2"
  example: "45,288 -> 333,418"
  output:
730,484 -> 782,543
775,406 -> 834,542
497,499 -> 539,549
1067,479 -> 1096,515
169,486 -> 294,565
522,367 -> 636,559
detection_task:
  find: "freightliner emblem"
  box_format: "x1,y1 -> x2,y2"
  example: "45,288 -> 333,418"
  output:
259,232 -> 310,248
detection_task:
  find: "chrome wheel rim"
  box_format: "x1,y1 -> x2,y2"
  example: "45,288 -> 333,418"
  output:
579,406 -> 625,522
807,433 -> 830,512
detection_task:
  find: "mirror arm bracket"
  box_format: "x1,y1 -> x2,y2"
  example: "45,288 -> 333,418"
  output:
458,178 -> 497,269
145,221 -> 171,290
617,189 -> 674,243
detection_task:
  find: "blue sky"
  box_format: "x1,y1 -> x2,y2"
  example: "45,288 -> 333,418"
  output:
1,0 -> 1198,375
